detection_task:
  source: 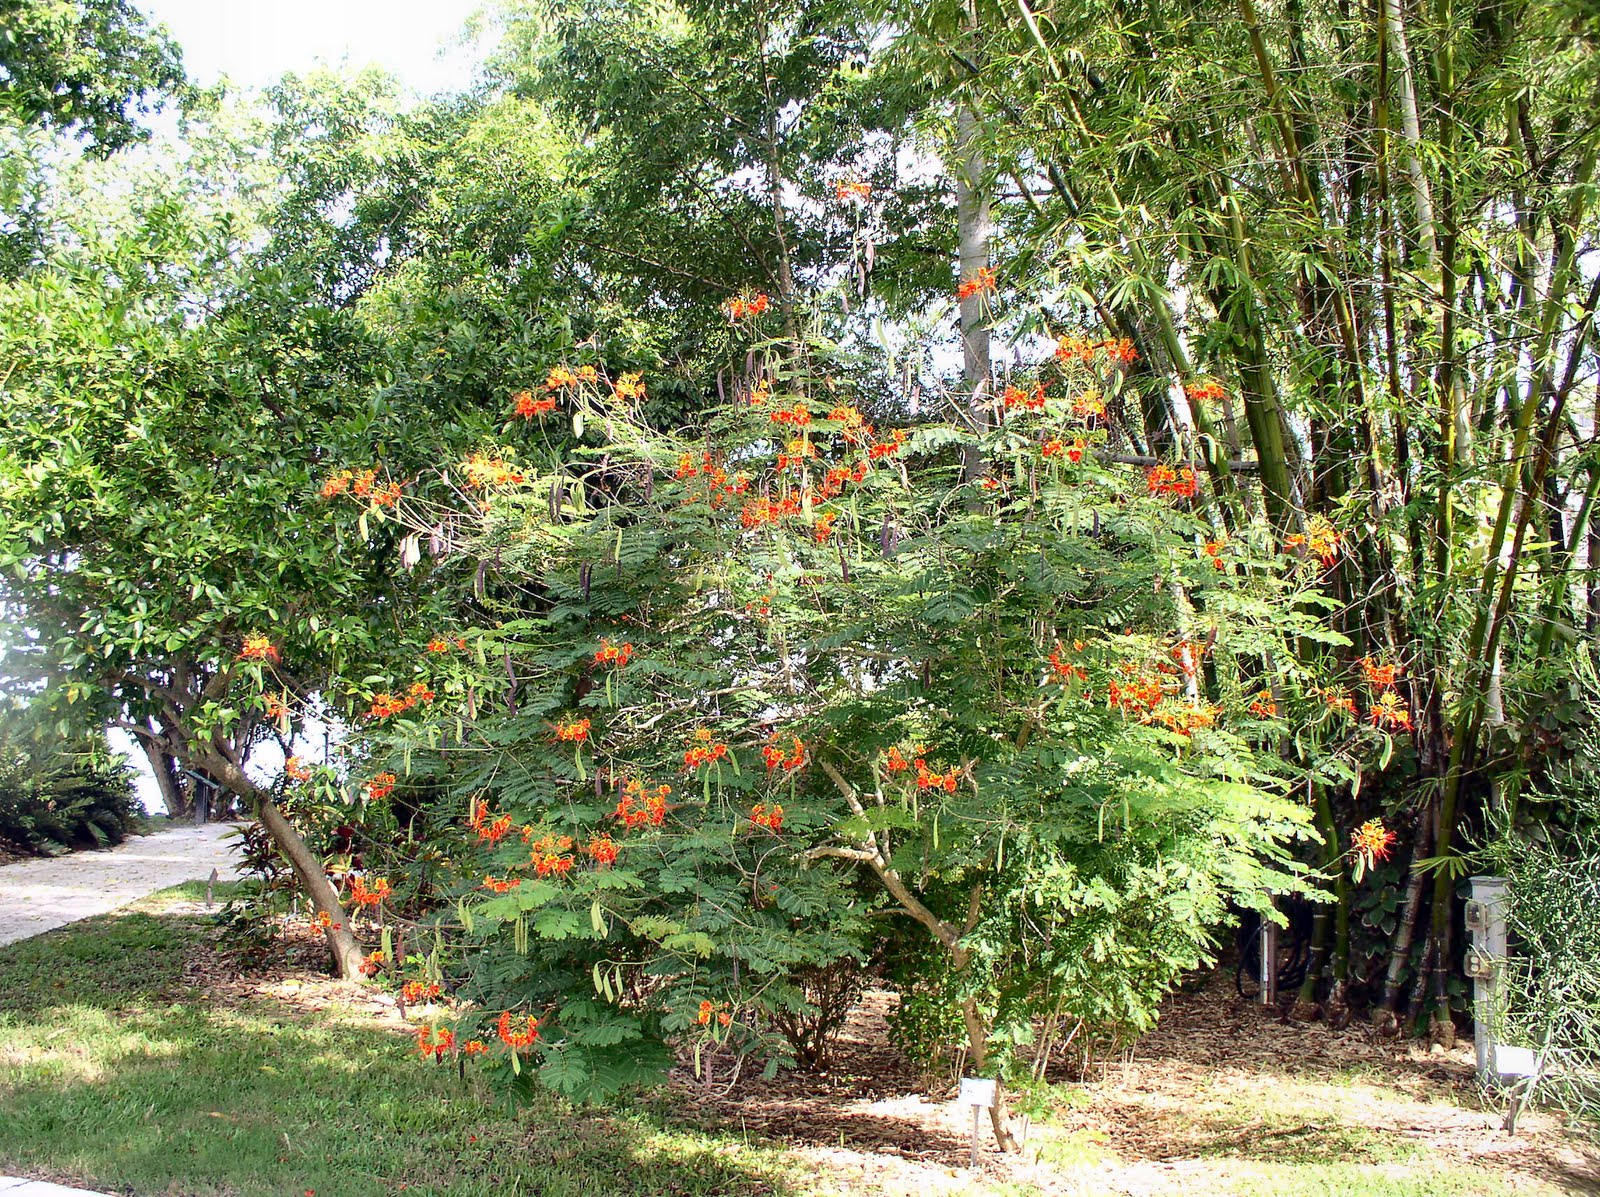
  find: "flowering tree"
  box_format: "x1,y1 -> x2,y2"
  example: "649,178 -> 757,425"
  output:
332,338 -> 1328,1140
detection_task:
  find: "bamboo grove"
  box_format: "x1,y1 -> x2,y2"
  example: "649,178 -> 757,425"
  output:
909,0 -> 1600,1039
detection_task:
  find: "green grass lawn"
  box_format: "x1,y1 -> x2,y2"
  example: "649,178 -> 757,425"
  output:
0,885 -> 814,1197
1,888 -> 1592,1197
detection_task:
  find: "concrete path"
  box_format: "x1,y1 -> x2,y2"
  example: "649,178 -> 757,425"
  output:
0,1181 -> 115,1196
0,823 -> 244,947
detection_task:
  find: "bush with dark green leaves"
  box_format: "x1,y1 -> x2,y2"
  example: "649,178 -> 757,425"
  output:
0,719 -> 138,856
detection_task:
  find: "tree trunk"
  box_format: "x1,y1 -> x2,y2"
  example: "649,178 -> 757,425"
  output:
207,756 -> 366,981
138,734 -> 190,818
962,995 -> 1020,1153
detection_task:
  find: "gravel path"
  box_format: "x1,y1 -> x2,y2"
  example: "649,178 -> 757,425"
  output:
0,823 -> 244,947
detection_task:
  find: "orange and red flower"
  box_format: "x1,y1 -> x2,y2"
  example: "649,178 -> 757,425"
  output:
1352,818 -> 1398,866
835,179 -> 872,201
415,1026 -> 454,1059
239,633 -> 281,664
513,389 -> 558,418
595,639 -> 634,668
365,772 -> 397,801
554,716 -> 591,743
956,266 -> 997,301
750,802 -> 784,831
724,294 -> 772,322
496,1010 -> 539,1050
684,727 -> 730,770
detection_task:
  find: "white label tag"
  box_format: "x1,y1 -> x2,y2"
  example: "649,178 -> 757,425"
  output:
959,1077 -> 997,1108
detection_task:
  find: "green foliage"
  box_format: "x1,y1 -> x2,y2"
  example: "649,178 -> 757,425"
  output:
329,319 -> 1323,1100
0,707 -> 136,855
0,0 -> 186,153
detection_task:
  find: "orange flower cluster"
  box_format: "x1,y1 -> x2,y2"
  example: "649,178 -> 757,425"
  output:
614,779 -> 671,827
554,716 -> 591,743
613,372 -> 647,401
1203,537 -> 1227,570
1318,685 -> 1358,717
813,513 -> 837,543
827,404 -> 869,443
1072,391 -> 1107,420
725,293 -> 772,321
595,639 -> 634,668
415,1026 -> 454,1059
685,727 -> 730,769
462,1039 -> 488,1056
349,875 -> 392,907
1358,656 -> 1400,692
1002,384 -> 1047,413
401,980 -> 441,1004
745,379 -> 772,407
1184,380 -> 1227,404
321,468 -> 402,507
914,757 -> 960,793
1284,517 -> 1343,566
1352,818 -> 1397,864
867,428 -> 907,460
310,910 -> 343,932
818,461 -> 868,500
1168,638 -> 1209,679
1149,700 -> 1220,736
365,772 -> 397,801
1109,672 -> 1166,715
1369,691 -> 1414,732
1249,691 -> 1278,718
528,833 -> 575,877
1055,336 -> 1139,366
366,681 -> 435,719
981,477 -> 1003,491
770,401 -> 811,427
696,999 -> 733,1027
1147,464 -> 1199,498
1047,640 -> 1089,684
264,694 -> 289,720
513,390 -> 558,418
750,802 -> 785,831
461,453 -> 526,490
835,179 -> 872,201
285,755 -> 311,782
1043,436 -> 1086,462
544,364 -> 598,391
359,949 -> 385,976
468,799 -> 513,845
740,494 -> 803,529
497,1011 -> 539,1050
481,875 -> 521,894
777,437 -> 817,471
427,635 -> 468,653
762,734 -> 806,772
239,633 -> 281,664
956,266 -> 997,300
586,836 -> 619,866
884,746 -> 912,773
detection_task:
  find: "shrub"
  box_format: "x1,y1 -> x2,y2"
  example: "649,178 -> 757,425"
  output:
0,717 -> 138,856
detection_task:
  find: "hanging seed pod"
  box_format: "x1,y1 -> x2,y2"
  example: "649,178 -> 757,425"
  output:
549,473 -> 565,523
581,561 -> 592,603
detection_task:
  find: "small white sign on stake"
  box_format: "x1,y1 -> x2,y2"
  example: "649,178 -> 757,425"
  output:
959,1077 -> 997,1169
959,1077 -> 997,1108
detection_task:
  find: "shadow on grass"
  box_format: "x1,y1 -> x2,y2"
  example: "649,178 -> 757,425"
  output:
0,907 -> 808,1197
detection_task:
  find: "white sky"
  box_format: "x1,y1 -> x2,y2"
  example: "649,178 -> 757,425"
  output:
140,0 -> 488,95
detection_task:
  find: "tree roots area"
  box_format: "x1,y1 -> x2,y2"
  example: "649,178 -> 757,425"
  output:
1,890 -> 1596,1197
